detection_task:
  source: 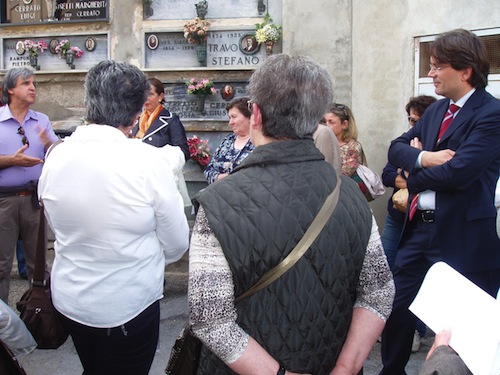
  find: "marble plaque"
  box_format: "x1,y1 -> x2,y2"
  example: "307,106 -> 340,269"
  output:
54,0 -> 108,22
7,0 -> 43,23
207,30 -> 264,68
145,33 -> 198,69
5,0 -> 108,24
2,34 -> 108,70
147,0 -> 264,20
145,31 -> 265,69
162,81 -> 248,120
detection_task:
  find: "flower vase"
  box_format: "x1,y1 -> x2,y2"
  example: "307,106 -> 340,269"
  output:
29,55 -> 40,70
65,50 -> 75,69
45,0 -> 56,21
265,41 -> 274,56
196,44 -> 207,66
196,94 -> 207,115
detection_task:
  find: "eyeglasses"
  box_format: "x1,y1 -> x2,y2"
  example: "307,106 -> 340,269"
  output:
407,116 -> 418,126
429,64 -> 448,72
333,103 -> 349,120
247,99 -> 254,112
17,126 -> 29,146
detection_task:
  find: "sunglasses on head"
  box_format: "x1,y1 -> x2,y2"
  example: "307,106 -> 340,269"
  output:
333,103 -> 349,120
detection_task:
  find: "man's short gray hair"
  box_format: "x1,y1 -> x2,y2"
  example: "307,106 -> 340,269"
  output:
247,54 -> 334,140
84,60 -> 150,128
2,67 -> 34,105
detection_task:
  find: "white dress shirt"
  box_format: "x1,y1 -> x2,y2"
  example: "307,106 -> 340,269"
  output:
39,124 -> 189,327
495,174 -> 500,240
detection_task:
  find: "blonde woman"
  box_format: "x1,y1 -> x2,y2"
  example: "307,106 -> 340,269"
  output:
323,103 -> 365,177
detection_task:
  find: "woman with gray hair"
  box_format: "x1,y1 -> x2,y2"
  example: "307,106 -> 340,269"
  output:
39,61 -> 190,375
189,54 -> 394,374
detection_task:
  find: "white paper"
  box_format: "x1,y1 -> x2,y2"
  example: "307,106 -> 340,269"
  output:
409,262 -> 500,375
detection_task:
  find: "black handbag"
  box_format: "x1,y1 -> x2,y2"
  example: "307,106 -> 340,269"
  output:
165,326 -> 201,375
165,176 -> 342,375
0,340 -> 27,375
16,207 -> 68,350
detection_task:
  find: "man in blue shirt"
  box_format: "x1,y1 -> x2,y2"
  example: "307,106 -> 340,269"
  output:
0,67 -> 58,302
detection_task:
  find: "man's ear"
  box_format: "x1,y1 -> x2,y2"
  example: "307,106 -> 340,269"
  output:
461,67 -> 473,82
251,103 -> 263,132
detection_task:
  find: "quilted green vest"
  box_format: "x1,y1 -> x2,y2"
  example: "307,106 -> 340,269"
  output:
195,140 -> 372,375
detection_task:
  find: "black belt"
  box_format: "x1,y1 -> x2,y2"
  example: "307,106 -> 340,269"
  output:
414,210 -> 435,223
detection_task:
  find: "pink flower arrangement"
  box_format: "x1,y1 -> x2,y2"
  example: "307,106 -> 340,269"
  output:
55,39 -> 84,59
187,135 -> 211,167
185,78 -> 217,96
22,40 -> 48,57
183,17 -> 210,44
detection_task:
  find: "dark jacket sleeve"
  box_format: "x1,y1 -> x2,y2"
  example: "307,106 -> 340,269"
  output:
382,162 -> 399,188
418,346 -> 471,375
168,114 -> 190,160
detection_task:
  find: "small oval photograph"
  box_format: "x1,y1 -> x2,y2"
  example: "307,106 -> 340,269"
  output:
239,34 -> 260,55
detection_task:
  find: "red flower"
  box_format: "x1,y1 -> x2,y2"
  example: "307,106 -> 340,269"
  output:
187,135 -> 211,167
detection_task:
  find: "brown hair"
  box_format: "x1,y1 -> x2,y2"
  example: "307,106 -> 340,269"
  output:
148,78 -> 165,103
405,95 -> 437,117
227,97 -> 251,119
430,29 -> 489,89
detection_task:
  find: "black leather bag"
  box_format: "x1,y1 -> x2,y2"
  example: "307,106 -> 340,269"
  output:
165,326 -> 201,375
0,340 -> 27,375
16,207 -> 68,350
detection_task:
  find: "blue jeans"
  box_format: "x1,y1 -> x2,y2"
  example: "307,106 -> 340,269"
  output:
380,214 -> 404,272
16,239 -> 27,278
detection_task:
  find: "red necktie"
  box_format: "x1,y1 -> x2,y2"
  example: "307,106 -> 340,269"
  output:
437,103 -> 460,143
409,103 -> 460,221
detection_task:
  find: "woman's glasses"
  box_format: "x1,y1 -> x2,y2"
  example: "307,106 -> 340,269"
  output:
408,116 -> 418,126
17,126 -> 29,146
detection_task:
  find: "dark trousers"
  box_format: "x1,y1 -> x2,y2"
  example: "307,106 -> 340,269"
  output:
380,218 -> 500,375
380,219 -> 441,375
60,300 -> 160,375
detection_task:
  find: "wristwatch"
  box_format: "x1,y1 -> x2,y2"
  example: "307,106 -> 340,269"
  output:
277,364 -> 286,375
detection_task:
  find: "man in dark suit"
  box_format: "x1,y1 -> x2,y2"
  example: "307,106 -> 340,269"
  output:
380,29 -> 500,374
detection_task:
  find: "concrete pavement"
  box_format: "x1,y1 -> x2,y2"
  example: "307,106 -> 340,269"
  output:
7,248 -> 431,375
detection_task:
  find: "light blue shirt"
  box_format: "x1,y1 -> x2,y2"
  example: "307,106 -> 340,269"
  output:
0,105 -> 58,188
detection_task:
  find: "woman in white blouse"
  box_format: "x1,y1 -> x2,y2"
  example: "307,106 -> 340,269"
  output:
39,61 -> 189,375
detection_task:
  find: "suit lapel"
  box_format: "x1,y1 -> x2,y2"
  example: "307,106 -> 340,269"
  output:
143,110 -> 173,140
437,89 -> 485,146
426,100 -> 448,150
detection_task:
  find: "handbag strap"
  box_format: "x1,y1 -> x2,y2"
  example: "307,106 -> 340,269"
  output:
32,205 -> 47,286
235,174 -> 342,303
31,139 -> 63,286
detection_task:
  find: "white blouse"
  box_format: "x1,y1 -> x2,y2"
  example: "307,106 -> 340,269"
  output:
39,125 -> 190,327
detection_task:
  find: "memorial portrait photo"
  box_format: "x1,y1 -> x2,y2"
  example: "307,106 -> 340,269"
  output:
239,34 -> 259,55
49,39 -> 59,54
147,34 -> 159,50
15,41 -> 25,55
221,84 -> 234,100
